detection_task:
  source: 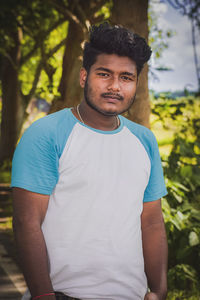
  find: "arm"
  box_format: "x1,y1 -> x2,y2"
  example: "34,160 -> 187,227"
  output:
12,187 -> 56,300
141,199 -> 168,300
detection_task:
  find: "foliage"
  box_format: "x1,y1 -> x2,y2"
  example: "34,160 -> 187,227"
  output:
0,160 -> 11,183
0,0 -> 68,130
0,0 -> 63,59
94,0 -> 113,21
20,20 -> 69,102
0,0 -> 112,116
167,289 -> 200,300
151,96 -> 200,294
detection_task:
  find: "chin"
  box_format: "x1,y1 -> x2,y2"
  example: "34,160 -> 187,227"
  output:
85,97 -> 120,116
100,105 -> 120,115
100,108 -> 119,116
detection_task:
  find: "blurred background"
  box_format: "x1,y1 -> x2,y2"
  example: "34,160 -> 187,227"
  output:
0,0 -> 199,299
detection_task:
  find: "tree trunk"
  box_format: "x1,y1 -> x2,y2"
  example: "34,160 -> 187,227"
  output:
0,30 -> 25,164
49,21 -> 85,113
111,0 -> 150,127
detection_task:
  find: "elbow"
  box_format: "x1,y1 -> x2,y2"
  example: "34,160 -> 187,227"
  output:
13,214 -> 41,235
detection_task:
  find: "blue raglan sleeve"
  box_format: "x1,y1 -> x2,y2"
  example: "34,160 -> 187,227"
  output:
11,117 -> 59,195
143,131 -> 167,202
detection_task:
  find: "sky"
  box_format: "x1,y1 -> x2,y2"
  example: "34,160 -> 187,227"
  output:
148,1 -> 200,92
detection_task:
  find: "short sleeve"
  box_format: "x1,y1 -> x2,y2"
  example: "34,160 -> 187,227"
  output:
11,118 -> 59,195
143,133 -> 167,202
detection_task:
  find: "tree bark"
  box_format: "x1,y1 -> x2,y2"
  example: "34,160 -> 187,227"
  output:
49,21 -> 85,113
111,0 -> 150,127
0,30 -> 26,164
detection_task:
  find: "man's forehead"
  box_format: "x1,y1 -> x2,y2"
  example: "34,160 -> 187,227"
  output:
92,53 -> 137,73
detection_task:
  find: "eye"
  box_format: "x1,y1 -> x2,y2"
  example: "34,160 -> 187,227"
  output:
121,76 -> 133,81
97,72 -> 110,77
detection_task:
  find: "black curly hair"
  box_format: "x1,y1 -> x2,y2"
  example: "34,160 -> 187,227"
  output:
83,22 -> 152,76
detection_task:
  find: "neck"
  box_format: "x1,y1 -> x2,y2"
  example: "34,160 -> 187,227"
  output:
73,100 -> 119,131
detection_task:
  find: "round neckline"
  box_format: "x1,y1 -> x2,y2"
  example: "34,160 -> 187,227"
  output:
69,108 -> 123,135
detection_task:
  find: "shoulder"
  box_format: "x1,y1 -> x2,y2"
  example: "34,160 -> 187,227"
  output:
20,109 -> 76,156
11,109 -> 77,193
25,108 -> 71,135
121,115 -> 158,156
120,117 -> 167,202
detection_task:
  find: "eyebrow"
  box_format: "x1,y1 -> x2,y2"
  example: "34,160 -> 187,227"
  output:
121,71 -> 136,78
95,67 -> 136,78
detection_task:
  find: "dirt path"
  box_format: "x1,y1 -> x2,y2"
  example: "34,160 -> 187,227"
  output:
0,185 -> 27,299
0,232 -> 26,299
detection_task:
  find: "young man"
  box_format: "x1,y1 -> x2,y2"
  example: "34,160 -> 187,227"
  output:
12,23 -> 168,300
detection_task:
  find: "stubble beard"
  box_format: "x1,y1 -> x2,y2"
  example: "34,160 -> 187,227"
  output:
84,78 -> 136,116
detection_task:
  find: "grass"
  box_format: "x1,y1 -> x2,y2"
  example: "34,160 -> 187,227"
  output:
151,125 -> 174,157
150,109 -> 176,158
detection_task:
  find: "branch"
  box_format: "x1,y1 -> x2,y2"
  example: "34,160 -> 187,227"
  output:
90,14 -> 105,24
48,0 -> 82,27
0,51 -> 17,70
87,0 -> 109,24
75,0 -> 108,31
166,0 -> 186,14
21,18 -> 66,65
21,41 -> 41,67
46,37 -> 67,59
24,60 -> 43,105
166,0 -> 181,9
75,3 -> 90,30
68,0 -> 79,11
174,0 -> 187,14
86,0 -> 108,16
24,37 -> 67,104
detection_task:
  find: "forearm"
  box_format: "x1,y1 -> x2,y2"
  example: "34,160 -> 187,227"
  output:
13,221 -> 55,299
142,221 -> 168,300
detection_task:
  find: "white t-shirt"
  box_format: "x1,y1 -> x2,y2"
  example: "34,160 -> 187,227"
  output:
12,108 -> 167,300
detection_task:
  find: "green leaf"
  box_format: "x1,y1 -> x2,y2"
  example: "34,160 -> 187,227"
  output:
189,231 -> 199,246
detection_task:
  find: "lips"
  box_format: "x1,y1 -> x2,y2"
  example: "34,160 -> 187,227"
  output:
104,95 -> 121,100
101,93 -> 123,101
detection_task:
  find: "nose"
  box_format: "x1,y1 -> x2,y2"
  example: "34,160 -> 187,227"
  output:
107,78 -> 120,92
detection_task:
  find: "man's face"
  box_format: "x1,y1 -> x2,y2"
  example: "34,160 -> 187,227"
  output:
80,54 -> 138,116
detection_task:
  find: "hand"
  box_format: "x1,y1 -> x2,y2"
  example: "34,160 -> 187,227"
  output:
144,292 -> 159,300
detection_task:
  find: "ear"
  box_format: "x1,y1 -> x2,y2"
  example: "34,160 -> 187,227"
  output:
80,68 -> 87,88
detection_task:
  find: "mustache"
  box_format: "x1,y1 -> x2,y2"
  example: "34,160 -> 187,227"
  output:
101,92 -> 124,101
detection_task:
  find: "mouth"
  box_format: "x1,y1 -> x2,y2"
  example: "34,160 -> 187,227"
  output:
101,93 -> 123,102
